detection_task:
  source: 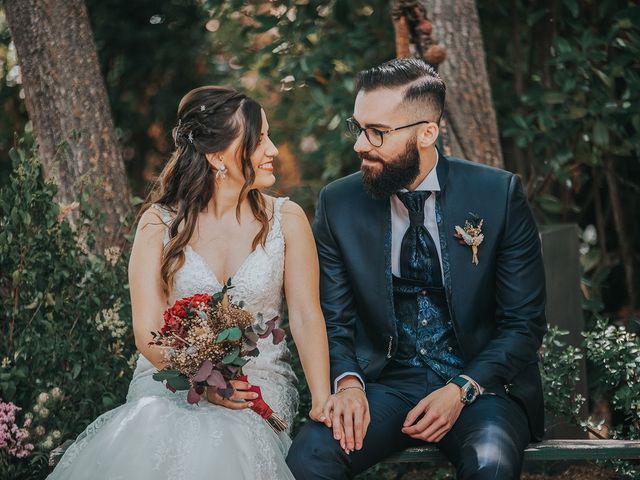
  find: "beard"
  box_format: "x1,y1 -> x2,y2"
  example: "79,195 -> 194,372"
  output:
361,137 -> 420,198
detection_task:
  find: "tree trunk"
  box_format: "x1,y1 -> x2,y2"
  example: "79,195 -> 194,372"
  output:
4,0 -> 131,250
390,0 -> 504,168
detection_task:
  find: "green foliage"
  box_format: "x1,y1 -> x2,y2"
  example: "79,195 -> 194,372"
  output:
541,321 -> 640,478
539,326 -> 586,426
480,0 -> 640,211
0,144 -> 135,478
205,0 -> 394,194
584,318 -> 640,478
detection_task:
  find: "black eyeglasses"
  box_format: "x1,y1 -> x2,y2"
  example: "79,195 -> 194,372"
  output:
346,117 -> 435,147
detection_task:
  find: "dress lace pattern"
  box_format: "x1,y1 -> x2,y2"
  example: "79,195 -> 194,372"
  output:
48,197 -> 299,480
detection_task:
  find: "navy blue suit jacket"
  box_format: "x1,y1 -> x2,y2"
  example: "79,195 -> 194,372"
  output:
312,154 -> 547,441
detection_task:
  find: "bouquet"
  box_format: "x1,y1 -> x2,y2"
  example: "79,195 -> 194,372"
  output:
149,282 -> 288,432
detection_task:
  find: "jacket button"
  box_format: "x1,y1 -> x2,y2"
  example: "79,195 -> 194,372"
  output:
421,319 -> 428,326
421,289 -> 428,296
447,346 -> 453,352
419,348 -> 427,355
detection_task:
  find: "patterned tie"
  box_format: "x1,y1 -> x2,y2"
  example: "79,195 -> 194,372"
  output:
396,191 -> 443,286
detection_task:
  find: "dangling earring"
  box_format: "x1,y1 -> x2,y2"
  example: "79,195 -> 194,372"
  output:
216,160 -> 228,181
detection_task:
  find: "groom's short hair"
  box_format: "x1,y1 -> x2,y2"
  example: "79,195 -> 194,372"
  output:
355,58 -> 446,124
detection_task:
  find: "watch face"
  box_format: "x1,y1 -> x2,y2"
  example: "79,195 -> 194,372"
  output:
462,384 -> 478,404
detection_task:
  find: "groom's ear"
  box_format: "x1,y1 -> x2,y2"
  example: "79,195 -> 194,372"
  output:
417,122 -> 439,148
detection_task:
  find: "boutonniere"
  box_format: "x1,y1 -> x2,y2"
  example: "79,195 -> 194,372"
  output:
454,213 -> 484,265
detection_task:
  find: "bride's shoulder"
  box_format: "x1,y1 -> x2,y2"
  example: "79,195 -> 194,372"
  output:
135,204 -> 172,237
273,197 -> 310,242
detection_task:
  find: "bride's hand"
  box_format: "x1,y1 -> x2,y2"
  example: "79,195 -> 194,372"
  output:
206,380 -> 259,410
309,397 -> 331,426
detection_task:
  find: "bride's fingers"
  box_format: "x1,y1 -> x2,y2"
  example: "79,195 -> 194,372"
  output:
230,380 -> 251,391
221,398 -> 254,410
230,389 -> 259,402
323,397 -> 334,427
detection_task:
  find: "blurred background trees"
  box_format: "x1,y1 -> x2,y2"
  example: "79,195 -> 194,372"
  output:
1,0 -> 638,478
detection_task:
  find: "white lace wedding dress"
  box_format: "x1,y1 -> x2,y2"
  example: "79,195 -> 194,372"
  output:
48,197 -> 299,480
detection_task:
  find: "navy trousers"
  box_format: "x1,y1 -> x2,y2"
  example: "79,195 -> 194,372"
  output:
287,362 -> 530,480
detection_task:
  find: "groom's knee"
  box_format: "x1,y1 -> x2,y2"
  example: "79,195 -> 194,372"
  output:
287,422 -> 349,480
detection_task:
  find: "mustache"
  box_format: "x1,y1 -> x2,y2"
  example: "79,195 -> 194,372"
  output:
359,154 -> 383,163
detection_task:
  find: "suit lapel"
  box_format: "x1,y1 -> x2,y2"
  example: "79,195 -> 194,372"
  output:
365,193 -> 395,330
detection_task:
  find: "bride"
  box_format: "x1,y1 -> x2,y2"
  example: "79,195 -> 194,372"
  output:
48,86 -> 331,479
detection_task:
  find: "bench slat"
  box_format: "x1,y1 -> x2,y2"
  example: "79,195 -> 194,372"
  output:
384,440 -> 640,463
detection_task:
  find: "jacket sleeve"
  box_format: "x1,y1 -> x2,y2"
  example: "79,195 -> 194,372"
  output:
312,186 -> 365,386
463,174 -> 547,387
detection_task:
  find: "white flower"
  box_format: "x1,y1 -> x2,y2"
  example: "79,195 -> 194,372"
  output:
579,243 -> 590,256
37,392 -> 49,404
35,425 -> 46,437
50,387 -> 62,400
94,300 -> 128,339
583,225 -> 597,245
1,357 -> 10,368
42,437 -> 54,449
39,407 -> 50,418
104,246 -> 122,266
51,430 -> 61,440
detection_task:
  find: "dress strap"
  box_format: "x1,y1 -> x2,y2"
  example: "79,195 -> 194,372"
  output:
271,197 -> 289,238
149,203 -> 173,246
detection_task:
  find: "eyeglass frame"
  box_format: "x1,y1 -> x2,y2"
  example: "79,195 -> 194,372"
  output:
346,117 -> 438,147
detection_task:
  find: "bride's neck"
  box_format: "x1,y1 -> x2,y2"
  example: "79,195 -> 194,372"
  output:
205,182 -> 249,219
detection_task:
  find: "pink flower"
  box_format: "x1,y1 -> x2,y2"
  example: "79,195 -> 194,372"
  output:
0,399 -> 35,459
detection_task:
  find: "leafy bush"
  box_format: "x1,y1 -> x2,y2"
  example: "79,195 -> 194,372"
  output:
542,321 -> 640,478
0,145 -> 135,479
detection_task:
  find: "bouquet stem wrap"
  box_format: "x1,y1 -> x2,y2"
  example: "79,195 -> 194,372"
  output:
239,375 -> 287,433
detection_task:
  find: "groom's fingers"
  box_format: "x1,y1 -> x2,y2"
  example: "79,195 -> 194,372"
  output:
426,424 -> 450,443
353,409 -> 365,450
402,411 -> 435,436
342,410 -> 355,451
331,405 -> 343,441
403,399 -> 428,427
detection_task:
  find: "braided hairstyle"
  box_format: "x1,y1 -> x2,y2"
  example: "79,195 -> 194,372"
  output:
140,86 -> 271,299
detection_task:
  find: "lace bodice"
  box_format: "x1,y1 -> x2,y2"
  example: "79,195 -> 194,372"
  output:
138,197 -> 299,418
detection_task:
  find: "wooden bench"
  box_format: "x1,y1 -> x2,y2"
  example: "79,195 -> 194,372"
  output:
384,439 -> 640,463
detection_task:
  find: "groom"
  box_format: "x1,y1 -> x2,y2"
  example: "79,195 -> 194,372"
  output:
286,58 -> 546,479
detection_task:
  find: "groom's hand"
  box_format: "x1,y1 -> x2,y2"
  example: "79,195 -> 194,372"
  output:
323,377 -> 370,453
401,383 -> 464,443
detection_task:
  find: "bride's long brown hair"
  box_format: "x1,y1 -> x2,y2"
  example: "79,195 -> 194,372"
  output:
140,86 -> 270,299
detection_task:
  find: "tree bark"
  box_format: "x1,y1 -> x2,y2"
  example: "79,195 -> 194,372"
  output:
603,157 -> 637,315
391,0 -> 504,168
4,0 -> 132,250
